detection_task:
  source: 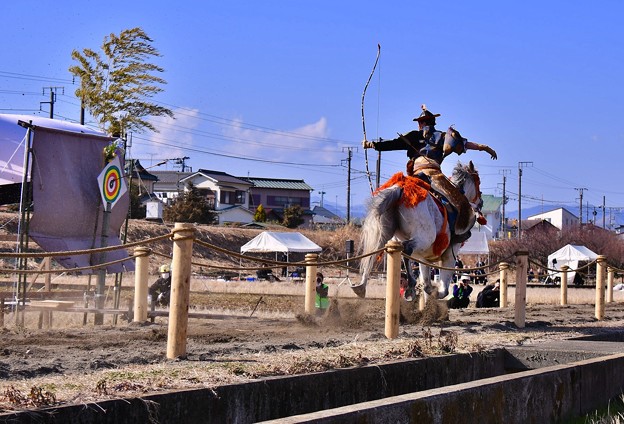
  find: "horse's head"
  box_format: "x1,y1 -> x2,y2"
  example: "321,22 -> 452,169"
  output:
451,161 -> 484,214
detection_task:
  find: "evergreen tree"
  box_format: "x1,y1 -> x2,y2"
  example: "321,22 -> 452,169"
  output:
164,183 -> 216,224
128,184 -> 146,219
282,205 -> 304,228
69,27 -> 174,137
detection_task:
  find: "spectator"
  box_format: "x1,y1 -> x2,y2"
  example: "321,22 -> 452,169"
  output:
149,264 -> 172,306
453,256 -> 464,283
279,252 -> 288,277
447,274 -> 473,309
256,263 -> 280,282
476,280 -> 500,308
399,272 -> 409,300
315,272 -> 329,316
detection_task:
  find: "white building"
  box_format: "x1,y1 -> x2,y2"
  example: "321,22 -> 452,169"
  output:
151,170 -> 193,205
180,169 -> 254,225
527,207 -> 578,230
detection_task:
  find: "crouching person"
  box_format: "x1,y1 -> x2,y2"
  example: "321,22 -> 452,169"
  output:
476,280 -> 500,308
447,274 -> 473,309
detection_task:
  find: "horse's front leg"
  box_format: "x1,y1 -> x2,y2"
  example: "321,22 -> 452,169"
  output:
419,263 -> 437,297
437,245 -> 461,298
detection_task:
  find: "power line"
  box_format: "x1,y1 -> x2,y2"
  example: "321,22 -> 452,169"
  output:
0,70 -> 72,84
131,134 -> 343,168
155,101 -> 355,145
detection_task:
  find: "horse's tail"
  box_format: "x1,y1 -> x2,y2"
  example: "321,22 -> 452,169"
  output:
352,185 -> 403,297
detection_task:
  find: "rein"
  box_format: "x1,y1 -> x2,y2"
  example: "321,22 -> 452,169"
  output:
466,171 -> 482,207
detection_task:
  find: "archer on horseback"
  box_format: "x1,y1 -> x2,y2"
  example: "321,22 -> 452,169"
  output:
362,104 -> 497,239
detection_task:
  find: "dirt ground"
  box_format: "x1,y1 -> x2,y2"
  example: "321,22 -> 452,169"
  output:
1,286 -> 624,412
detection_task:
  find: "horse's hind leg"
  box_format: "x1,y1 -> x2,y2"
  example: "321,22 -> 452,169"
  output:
354,187 -> 402,297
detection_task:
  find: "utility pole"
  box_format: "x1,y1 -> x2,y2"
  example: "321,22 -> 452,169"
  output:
602,196 -> 606,229
499,169 -> 511,239
318,191 -> 326,207
174,156 -> 190,172
40,87 -> 64,119
342,147 -> 356,223
517,161 -> 533,239
575,187 -> 587,228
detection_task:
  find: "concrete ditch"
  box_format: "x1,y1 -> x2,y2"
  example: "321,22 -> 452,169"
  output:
2,334 -> 624,423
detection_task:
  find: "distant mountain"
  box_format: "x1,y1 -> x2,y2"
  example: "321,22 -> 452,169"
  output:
322,203 -> 367,222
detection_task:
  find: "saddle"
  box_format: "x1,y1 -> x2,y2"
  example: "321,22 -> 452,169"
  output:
409,161 -> 476,243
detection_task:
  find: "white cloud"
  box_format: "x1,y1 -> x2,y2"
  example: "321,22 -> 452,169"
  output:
130,108 -> 200,164
222,117 -> 339,164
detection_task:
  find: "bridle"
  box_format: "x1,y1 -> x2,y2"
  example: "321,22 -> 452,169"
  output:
466,170 -> 484,213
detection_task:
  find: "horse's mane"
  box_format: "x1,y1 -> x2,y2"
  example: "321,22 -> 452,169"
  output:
451,161 -> 477,187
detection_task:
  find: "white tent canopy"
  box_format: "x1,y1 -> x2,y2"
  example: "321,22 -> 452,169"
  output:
458,230 -> 489,255
547,244 -> 598,284
241,231 -> 321,253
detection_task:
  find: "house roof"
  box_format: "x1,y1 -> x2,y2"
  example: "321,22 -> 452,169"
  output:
312,205 -> 343,221
151,171 -> 193,185
215,205 -> 254,214
126,159 -> 158,181
523,219 -> 559,231
242,176 -> 313,191
182,169 -> 252,187
481,195 -> 503,213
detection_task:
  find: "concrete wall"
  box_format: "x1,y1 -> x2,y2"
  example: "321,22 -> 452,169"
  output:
3,346 -> 624,424
0,350 -> 507,424
264,352 -> 624,424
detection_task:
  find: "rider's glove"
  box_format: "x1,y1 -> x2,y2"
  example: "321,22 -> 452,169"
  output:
362,140 -> 375,149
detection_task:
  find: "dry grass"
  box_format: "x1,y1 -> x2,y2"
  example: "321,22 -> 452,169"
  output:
0,325 -> 466,412
0,276 -> 622,412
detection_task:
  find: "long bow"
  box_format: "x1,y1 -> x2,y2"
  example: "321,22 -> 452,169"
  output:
361,43 -> 380,194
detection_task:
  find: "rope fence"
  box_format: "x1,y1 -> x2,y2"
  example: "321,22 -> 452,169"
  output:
1,222 -> 622,341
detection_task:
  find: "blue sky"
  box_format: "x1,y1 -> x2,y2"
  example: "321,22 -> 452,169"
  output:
2,1 -> 623,224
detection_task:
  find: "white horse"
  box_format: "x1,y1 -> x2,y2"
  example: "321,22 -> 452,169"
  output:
354,161 -> 483,299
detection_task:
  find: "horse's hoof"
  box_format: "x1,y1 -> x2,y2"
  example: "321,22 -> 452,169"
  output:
350,283 -> 367,298
423,286 -> 437,297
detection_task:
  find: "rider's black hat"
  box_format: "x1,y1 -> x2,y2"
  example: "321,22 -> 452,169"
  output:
413,104 -> 440,123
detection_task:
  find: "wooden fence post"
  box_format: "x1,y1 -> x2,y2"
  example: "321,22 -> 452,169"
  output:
514,251 -> 528,328
418,290 -> 426,311
385,240 -> 402,339
304,254 -> 318,315
499,262 -> 509,308
133,247 -> 151,322
595,255 -> 606,320
167,223 -> 195,359
42,257 -> 52,329
560,265 -> 569,306
607,266 -> 614,304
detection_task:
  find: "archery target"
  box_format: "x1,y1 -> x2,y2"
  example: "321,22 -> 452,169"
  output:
97,156 -> 127,208
103,165 -> 122,203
